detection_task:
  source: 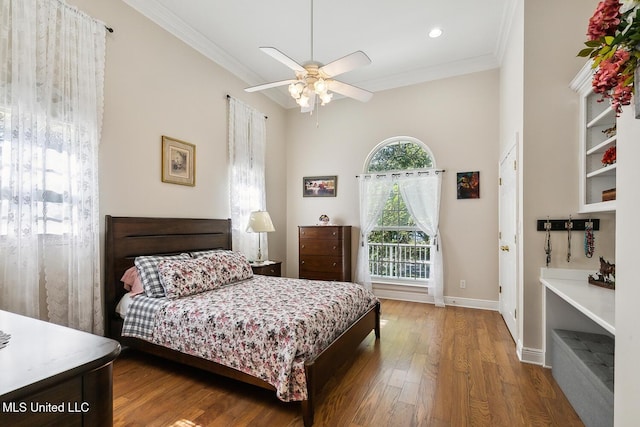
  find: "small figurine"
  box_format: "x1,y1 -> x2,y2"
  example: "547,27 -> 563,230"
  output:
319,214 -> 330,225
588,256 -> 615,290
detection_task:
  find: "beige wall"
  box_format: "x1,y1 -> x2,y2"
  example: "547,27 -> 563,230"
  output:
520,0 -> 615,352
67,0 -> 289,265
285,70 -> 500,302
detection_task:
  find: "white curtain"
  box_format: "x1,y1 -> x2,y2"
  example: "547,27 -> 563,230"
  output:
355,175 -> 394,290
228,97 -> 267,260
0,0 -> 106,332
398,172 -> 444,307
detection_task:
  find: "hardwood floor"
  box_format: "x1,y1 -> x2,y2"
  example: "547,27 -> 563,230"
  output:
112,299 -> 583,426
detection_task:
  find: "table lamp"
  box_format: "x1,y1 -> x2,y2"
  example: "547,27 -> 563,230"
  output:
246,210 -> 275,263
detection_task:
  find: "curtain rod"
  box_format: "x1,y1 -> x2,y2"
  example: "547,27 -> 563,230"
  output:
356,169 -> 445,178
105,26 -> 113,33
226,94 -> 268,119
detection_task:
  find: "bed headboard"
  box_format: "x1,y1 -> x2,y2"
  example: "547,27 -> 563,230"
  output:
104,215 -> 232,338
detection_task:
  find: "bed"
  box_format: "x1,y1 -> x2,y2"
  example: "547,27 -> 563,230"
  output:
104,215 -> 380,426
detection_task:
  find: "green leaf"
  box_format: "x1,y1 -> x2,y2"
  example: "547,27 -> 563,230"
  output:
577,47 -> 594,57
585,40 -> 603,47
604,36 -> 615,45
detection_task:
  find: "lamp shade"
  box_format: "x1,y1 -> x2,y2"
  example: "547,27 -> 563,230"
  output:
246,211 -> 275,233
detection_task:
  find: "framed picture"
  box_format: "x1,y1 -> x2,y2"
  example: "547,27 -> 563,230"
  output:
162,135 -> 195,186
303,175 -> 337,197
457,171 -> 480,199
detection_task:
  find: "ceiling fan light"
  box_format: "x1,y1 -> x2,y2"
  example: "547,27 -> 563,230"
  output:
299,94 -> 310,108
320,91 -> 332,105
314,78 -> 327,93
289,82 -> 305,99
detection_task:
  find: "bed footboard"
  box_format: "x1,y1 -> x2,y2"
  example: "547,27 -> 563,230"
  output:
302,301 -> 381,426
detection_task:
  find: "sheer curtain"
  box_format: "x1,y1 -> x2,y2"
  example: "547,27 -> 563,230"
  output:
228,97 -> 267,260
398,172 -> 444,307
355,175 -> 394,290
0,0 -> 106,333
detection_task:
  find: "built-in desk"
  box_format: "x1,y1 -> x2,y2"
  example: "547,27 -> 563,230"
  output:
0,310 -> 121,426
540,268 -> 615,367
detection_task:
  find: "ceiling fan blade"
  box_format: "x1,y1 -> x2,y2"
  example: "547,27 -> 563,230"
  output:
260,47 -> 306,74
320,51 -> 371,78
328,80 -> 373,102
244,79 -> 299,93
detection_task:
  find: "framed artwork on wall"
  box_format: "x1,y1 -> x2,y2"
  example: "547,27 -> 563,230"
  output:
162,135 -> 195,186
303,175 -> 337,197
457,171 -> 480,199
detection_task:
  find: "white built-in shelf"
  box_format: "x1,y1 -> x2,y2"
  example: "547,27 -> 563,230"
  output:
586,135 -> 616,155
580,199 -> 617,213
586,163 -> 617,178
586,106 -> 615,129
540,268 -> 615,336
572,62 -> 617,212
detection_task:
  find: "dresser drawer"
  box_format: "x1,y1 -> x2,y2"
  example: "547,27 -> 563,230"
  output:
300,270 -> 346,281
300,256 -> 345,272
299,240 -> 343,256
251,262 -> 282,277
299,226 -> 344,240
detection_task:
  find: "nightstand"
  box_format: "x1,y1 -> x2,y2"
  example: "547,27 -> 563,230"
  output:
251,261 -> 282,277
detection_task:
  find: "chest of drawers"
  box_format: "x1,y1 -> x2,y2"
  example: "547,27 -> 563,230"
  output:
299,225 -> 351,281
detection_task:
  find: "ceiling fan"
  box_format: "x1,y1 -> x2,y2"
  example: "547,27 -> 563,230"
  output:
244,0 -> 373,113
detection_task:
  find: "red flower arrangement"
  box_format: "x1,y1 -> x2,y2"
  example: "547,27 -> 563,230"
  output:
579,0 -> 640,115
602,145 -> 617,165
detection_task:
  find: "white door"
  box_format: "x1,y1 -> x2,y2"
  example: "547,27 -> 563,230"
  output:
499,144 -> 518,343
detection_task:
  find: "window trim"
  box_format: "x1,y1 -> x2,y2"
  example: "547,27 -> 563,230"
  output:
362,135 -> 437,172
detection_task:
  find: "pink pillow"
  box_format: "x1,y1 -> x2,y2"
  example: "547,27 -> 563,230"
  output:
121,266 -> 144,296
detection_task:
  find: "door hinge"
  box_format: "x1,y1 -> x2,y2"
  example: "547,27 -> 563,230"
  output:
499,177 -> 502,185
513,160 -> 517,170
499,231 -> 502,239
499,285 -> 502,293
514,309 -> 517,319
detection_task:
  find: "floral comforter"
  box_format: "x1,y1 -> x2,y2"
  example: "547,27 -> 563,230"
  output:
122,275 -> 378,401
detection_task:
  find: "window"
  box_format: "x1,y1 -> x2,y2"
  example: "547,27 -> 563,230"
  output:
364,137 -> 435,285
0,109 -> 78,236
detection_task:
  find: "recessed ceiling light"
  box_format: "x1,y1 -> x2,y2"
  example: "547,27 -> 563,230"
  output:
429,28 -> 443,38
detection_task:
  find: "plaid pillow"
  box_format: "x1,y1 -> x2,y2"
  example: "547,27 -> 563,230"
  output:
135,253 -> 190,298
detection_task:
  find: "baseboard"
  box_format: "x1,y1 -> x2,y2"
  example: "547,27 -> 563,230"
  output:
518,342 -> 545,366
373,286 -> 431,303
372,284 -> 499,311
443,296 -> 499,311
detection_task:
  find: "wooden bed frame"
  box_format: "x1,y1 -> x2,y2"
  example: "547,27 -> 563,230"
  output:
104,215 -> 380,426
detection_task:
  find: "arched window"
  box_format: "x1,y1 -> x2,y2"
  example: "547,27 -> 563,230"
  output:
363,137 -> 435,285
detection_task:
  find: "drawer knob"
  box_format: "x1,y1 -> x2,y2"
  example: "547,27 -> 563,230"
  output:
301,260 -> 305,264
332,232 -> 337,236
301,244 -> 305,248
332,262 -> 337,267
333,246 -> 337,250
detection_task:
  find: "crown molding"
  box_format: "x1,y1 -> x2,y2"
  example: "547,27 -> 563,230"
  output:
122,0 -> 292,108
359,54 -> 500,93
